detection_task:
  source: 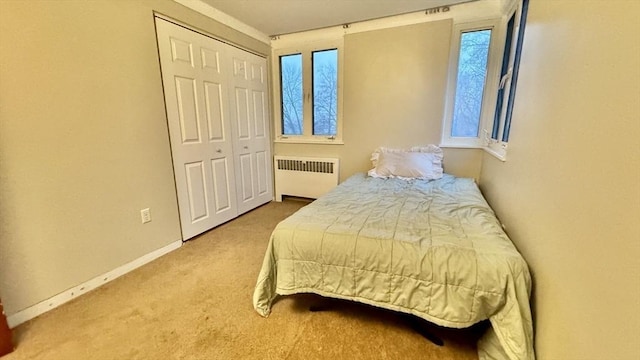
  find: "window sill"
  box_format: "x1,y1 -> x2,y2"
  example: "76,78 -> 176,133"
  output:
275,136 -> 344,145
483,143 -> 507,161
439,141 -> 507,161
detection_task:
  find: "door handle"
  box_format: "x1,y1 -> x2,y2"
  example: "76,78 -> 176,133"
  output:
216,149 -> 222,153
243,146 -> 248,150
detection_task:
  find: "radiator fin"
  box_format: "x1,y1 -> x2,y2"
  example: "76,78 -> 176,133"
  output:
277,159 -> 334,174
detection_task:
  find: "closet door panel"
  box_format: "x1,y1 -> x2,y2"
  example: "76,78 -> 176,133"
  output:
253,90 -> 267,138
238,153 -> 254,202
229,49 -> 273,215
156,18 -> 238,240
256,150 -> 269,196
234,88 -> 251,139
174,77 -> 201,143
204,81 -> 225,141
185,162 -> 209,222
211,158 -> 233,213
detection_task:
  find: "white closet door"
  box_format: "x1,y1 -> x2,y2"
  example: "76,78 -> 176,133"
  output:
156,18 -> 238,240
228,48 -> 273,214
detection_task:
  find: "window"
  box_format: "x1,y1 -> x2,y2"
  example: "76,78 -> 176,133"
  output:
441,19 -> 500,148
491,0 -> 529,145
491,14 -> 516,141
441,0 -> 529,161
451,29 -> 492,138
312,49 -> 338,136
274,40 -> 343,144
280,54 -> 303,135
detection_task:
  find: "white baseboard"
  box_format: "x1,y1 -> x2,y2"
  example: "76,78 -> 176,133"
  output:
6,239 -> 182,328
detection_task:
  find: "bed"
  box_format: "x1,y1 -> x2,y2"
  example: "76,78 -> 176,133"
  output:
253,147 -> 534,360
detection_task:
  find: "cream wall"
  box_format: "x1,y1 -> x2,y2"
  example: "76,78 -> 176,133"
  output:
273,20 -> 484,182
479,1 -> 640,359
0,0 -> 269,315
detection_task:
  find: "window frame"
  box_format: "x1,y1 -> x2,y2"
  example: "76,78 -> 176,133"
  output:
441,18 -> 503,149
440,0 -> 529,161
485,0 -> 529,160
278,53 -> 304,136
272,39 -> 344,144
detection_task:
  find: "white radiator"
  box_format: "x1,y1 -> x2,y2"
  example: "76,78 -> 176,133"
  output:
274,156 -> 340,201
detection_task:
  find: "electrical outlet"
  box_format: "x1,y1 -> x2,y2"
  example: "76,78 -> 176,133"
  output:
140,208 -> 151,224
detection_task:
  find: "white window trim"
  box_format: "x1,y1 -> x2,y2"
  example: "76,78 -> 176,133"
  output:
272,38 -> 344,145
440,18 -> 503,150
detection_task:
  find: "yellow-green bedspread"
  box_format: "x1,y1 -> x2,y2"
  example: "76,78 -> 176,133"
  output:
253,173 -> 534,360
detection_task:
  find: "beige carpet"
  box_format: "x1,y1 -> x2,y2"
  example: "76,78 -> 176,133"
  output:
4,200 -> 483,360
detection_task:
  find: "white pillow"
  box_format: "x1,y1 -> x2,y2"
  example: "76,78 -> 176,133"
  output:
368,145 -> 443,180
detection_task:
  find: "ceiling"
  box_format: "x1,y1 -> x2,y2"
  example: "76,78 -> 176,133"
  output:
200,0 -> 474,36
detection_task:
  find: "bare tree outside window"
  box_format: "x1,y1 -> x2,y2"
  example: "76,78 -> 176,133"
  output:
278,47 -> 340,140
452,30 -> 491,137
312,49 -> 337,135
280,54 -> 303,135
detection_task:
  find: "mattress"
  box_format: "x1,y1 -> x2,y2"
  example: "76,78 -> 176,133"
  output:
253,173 -> 534,360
